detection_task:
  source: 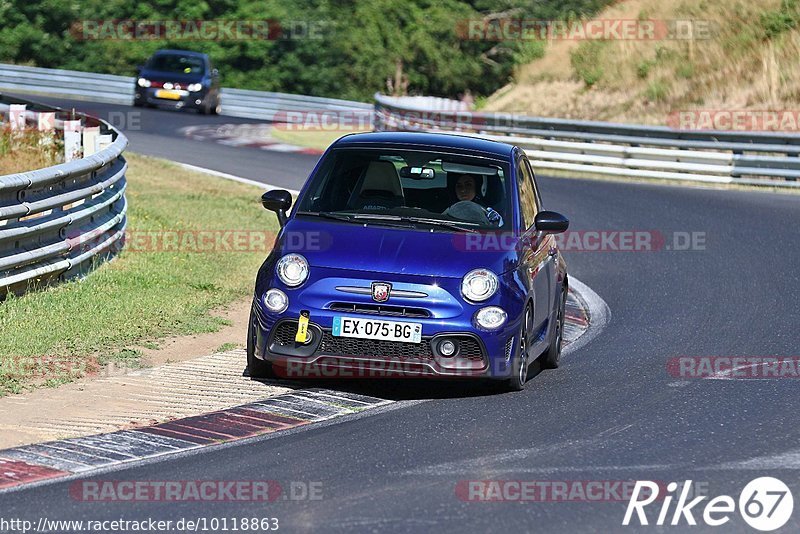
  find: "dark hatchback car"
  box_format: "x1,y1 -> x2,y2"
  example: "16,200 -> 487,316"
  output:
134,49 -> 221,114
249,132 -> 570,391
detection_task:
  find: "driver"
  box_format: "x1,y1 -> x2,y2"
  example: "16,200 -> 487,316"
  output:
450,173 -> 503,226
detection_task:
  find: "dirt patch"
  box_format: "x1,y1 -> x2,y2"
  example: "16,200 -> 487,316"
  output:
138,297 -> 251,367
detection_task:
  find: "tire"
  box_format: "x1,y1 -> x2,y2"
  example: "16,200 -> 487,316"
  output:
505,304 -> 532,391
247,307 -> 276,379
133,99 -> 143,108
541,286 -> 567,369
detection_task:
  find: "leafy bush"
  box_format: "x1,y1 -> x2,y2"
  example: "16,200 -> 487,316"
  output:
636,60 -> 654,79
644,80 -> 670,102
571,41 -> 606,87
760,0 -> 800,38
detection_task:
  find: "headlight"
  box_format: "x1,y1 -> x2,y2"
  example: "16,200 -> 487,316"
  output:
474,306 -> 507,330
137,78 -> 150,88
263,288 -> 288,313
276,254 -> 309,287
187,83 -> 203,92
461,268 -> 498,302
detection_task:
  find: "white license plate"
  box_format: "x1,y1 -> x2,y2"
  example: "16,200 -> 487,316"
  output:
332,316 -> 422,344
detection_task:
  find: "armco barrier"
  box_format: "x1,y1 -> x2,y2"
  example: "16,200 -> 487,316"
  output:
374,94 -> 800,188
0,94 -> 127,297
0,63 -> 371,121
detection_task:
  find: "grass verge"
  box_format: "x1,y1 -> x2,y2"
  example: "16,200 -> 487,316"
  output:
0,153 -> 278,395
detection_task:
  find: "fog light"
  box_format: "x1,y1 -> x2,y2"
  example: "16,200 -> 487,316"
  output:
439,339 -> 457,357
195,99 -> 202,105
475,306 -> 507,331
264,288 -> 288,313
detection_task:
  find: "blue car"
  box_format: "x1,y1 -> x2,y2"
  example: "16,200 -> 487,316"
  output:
134,49 -> 221,114
248,132 -> 569,390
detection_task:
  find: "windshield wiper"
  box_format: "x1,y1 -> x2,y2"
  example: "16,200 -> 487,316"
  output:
297,212 -> 480,233
297,211 -> 357,222
297,211 -> 415,228
395,216 -> 481,233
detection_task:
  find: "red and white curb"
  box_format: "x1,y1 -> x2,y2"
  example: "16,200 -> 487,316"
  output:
181,124 -> 324,155
0,389 -> 389,493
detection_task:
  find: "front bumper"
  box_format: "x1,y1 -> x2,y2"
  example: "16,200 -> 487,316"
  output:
134,87 -> 209,109
252,296 -> 521,380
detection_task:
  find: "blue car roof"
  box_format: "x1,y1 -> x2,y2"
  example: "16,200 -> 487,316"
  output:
333,132 -> 516,159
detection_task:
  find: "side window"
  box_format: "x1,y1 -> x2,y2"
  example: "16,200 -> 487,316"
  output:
517,159 -> 538,230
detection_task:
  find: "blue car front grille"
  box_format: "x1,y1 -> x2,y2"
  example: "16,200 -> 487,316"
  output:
319,332 -> 435,361
328,302 -> 431,318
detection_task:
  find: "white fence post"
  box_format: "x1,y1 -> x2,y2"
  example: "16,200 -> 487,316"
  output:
9,104 -> 26,131
37,112 -> 55,131
37,111 -> 56,147
63,120 -> 82,162
96,134 -> 113,152
82,126 -> 100,157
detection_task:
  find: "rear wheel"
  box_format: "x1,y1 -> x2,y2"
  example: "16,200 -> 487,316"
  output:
505,305 -> 532,391
541,286 -> 567,369
247,307 -> 276,379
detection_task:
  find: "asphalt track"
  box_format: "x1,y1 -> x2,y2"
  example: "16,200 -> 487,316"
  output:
2,97 -> 800,533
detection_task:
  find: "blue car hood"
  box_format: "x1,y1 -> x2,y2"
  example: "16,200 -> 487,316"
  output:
280,217 -> 519,279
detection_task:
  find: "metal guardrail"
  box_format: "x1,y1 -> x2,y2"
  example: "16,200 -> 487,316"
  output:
374,94 -> 800,188
0,63 -> 372,121
0,94 -> 127,297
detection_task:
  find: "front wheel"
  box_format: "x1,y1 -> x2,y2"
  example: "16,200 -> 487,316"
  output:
247,307 -> 276,379
541,286 -> 567,369
505,305 -> 532,391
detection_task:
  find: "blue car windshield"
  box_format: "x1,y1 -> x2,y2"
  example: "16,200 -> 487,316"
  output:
297,148 -> 511,230
146,54 -> 205,75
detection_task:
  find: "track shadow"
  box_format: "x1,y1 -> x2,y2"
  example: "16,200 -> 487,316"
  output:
244,360 -> 546,401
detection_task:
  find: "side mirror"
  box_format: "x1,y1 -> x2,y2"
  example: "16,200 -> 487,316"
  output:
211,68 -> 219,77
534,211 -> 569,234
261,189 -> 292,226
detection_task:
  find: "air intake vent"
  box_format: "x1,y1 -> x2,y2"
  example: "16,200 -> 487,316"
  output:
328,302 -> 431,318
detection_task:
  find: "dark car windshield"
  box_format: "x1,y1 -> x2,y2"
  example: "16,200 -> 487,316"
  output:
296,147 -> 511,230
146,53 -> 205,75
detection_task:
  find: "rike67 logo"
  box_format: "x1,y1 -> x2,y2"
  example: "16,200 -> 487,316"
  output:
624,477 -> 794,531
